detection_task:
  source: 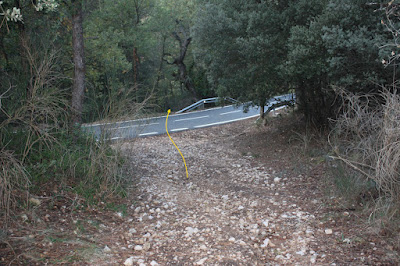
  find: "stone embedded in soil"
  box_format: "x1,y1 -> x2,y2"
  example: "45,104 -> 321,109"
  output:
123,257 -> 134,266
200,244 -> 207,250
29,197 -> 41,206
310,255 -> 317,264
134,245 -> 143,251
185,227 -> 199,236
261,238 -> 270,248
296,250 -> 306,256
195,257 -> 208,265
103,245 -> 111,253
143,242 -> 151,251
325,229 -> 333,235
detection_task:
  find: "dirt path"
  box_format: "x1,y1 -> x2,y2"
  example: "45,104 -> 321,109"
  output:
92,116 -> 398,265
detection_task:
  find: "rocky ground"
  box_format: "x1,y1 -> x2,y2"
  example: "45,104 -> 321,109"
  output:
1,113 -> 399,265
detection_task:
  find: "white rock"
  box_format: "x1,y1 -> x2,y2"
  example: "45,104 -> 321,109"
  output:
274,177 -> 281,183
134,245 -> 143,251
228,237 -> 235,242
116,212 -> 123,218
156,221 -> 162,228
250,201 -> 258,207
296,250 -> 306,256
103,245 -> 111,253
195,257 -> 208,265
238,205 -> 245,210
129,228 -> 137,234
262,220 -> 269,227
185,227 -> 198,236
199,244 -> 207,250
150,261 -> 159,266
238,240 -> 246,246
221,195 -> 229,201
123,257 -> 134,266
261,238 -> 270,248
325,229 -> 333,235
310,255 -> 317,264
143,242 -> 151,250
305,229 -> 313,235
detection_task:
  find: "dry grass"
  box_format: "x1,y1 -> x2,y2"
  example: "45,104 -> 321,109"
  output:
0,148 -> 30,227
330,89 -> 400,224
0,40 -> 68,225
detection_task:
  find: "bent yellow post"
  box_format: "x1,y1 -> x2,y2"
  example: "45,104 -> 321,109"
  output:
165,109 -> 189,178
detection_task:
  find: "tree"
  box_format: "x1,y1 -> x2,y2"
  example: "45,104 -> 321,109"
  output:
71,0 -> 85,125
286,0 -> 392,125
192,0 -> 290,118
164,20 -> 198,101
156,0 -> 199,103
285,0 -> 329,124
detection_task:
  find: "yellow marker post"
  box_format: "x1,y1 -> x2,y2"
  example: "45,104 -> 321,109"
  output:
166,109 -> 189,178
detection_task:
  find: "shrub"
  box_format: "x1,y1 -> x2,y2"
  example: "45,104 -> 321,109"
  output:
331,89 -> 400,208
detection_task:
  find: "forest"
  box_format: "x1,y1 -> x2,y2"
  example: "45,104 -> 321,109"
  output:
1,0 -> 400,228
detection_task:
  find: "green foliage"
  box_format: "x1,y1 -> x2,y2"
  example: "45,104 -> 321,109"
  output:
285,0 -> 393,124
3,125 -> 128,202
193,1 -> 294,107
193,0 -> 395,124
320,1 -> 390,90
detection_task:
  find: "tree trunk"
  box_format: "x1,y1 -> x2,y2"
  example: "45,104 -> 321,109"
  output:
155,36 -> 166,91
71,2 -> 85,125
259,104 -> 265,120
133,47 -> 139,101
169,21 -> 198,102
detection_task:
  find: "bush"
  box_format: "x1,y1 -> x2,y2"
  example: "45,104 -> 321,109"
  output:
0,45 -> 129,227
331,89 -> 400,211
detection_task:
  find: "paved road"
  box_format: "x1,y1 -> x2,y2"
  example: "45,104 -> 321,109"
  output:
82,94 -> 293,140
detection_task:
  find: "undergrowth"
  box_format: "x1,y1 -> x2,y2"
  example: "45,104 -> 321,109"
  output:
0,43 -> 129,228
329,89 -> 400,234
0,125 -> 128,225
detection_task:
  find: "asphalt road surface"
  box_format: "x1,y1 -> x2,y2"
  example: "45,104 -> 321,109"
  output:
82,94 -> 294,141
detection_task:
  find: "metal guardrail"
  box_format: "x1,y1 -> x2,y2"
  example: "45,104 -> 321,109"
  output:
176,93 -> 296,114
176,97 -> 238,113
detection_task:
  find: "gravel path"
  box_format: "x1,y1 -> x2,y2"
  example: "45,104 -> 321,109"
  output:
121,134 -> 319,265
93,118 -> 397,265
